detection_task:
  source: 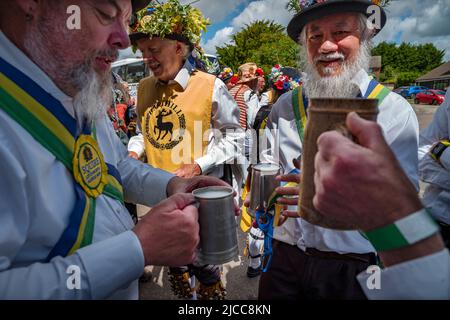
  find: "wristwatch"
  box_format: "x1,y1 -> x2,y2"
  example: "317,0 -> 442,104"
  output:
430,140 -> 450,164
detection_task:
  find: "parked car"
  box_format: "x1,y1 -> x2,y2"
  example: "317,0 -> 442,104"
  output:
394,86 -> 429,99
414,90 -> 446,105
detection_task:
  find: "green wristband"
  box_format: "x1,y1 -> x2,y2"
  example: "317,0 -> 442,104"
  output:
362,208 -> 440,252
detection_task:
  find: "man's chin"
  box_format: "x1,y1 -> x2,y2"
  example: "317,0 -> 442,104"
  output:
317,67 -> 342,78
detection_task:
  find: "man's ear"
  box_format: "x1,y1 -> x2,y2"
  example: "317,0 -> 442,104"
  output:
175,41 -> 183,55
15,0 -> 39,18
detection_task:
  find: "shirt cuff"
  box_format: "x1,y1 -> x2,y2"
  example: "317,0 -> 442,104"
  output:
127,135 -> 145,157
195,154 -> 215,174
128,145 -> 144,158
357,249 -> 450,300
76,230 -> 145,299
440,147 -> 450,171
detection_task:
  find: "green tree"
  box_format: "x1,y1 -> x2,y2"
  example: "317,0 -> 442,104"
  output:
372,41 -> 445,86
216,20 -> 299,75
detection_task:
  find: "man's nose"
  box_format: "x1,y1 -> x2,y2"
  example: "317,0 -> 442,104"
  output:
319,39 -> 339,54
108,21 -> 131,50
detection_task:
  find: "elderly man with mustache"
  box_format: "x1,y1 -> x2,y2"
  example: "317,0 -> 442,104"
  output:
255,0 -> 419,300
0,0 -> 231,299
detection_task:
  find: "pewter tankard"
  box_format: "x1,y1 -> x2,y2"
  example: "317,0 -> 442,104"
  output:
193,186 -> 238,265
248,163 -> 281,217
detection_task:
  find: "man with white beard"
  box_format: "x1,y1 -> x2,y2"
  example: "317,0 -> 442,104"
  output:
0,0 -> 233,299
256,0 -> 420,299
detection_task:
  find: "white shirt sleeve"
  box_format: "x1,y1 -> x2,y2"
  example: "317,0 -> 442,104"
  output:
0,129 -> 144,299
260,91 -> 270,107
259,97 -> 280,166
357,249 -> 450,300
419,89 -> 450,190
195,78 -> 244,174
127,133 -> 145,157
244,90 -> 261,129
381,95 -> 420,190
127,115 -> 145,157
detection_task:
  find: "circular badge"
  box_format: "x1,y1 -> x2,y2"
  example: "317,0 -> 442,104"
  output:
144,99 -> 186,150
73,135 -> 108,198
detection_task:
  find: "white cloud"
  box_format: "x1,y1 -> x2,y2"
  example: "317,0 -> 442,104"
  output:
376,0 -> 450,60
204,0 -> 294,54
180,0 -> 246,23
202,27 -> 234,54
230,0 -> 292,29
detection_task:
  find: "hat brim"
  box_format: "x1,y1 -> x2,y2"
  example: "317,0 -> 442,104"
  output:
129,32 -> 193,50
129,32 -> 148,46
132,0 -> 151,13
287,0 -> 386,42
237,76 -> 258,85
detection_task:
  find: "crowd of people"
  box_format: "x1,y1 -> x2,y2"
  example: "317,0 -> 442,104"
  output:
0,0 -> 449,300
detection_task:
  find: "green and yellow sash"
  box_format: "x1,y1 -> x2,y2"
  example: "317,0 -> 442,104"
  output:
0,57 -> 124,261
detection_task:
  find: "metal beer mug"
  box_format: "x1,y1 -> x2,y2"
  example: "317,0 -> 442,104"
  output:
192,186 -> 238,265
248,163 -> 281,217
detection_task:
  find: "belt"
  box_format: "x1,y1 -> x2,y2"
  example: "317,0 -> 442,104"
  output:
303,247 -> 376,264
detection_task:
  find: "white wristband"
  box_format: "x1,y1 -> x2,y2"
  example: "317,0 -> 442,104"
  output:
362,208 -> 440,252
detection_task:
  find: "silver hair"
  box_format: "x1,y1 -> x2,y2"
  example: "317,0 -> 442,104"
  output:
180,42 -> 192,59
166,38 -> 191,59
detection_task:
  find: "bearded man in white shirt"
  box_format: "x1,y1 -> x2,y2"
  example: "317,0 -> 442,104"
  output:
0,0 -> 233,299
256,0 -> 420,300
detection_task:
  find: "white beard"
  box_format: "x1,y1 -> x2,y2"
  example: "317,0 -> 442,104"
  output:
302,41 -> 372,98
72,70 -> 112,126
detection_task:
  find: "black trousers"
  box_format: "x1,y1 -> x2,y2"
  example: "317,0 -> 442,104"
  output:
258,240 -> 373,300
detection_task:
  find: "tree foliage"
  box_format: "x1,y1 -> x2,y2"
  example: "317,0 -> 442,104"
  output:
372,41 -> 445,86
216,20 -> 299,75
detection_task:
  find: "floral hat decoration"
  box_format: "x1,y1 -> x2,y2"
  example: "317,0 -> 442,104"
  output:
218,67 -> 234,83
286,0 -> 391,42
129,0 -> 210,49
268,64 -> 302,93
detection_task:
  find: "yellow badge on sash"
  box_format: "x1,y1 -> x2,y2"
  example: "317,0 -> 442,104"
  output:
72,135 -> 108,198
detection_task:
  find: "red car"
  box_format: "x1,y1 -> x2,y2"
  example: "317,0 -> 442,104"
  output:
414,90 -> 446,105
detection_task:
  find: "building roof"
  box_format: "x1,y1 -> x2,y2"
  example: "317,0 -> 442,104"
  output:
416,61 -> 450,82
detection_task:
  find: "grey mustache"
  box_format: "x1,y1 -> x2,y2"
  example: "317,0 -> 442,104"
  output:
314,53 -> 345,62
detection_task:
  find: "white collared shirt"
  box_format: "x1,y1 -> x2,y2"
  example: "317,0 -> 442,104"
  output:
0,31 -> 175,299
128,60 -> 244,179
261,69 -> 420,254
357,249 -> 450,299
419,89 -> 450,225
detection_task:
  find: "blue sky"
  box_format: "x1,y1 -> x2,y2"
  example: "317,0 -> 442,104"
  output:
122,0 -> 450,61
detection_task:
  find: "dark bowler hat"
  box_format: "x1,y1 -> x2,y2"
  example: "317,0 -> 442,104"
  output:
287,0 -> 386,42
132,0 -> 152,13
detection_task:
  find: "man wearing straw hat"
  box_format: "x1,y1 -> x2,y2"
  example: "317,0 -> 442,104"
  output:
255,0 -> 420,299
229,62 -> 261,132
0,0 -> 231,299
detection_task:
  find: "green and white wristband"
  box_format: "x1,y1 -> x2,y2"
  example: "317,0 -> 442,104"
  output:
362,208 -> 440,252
